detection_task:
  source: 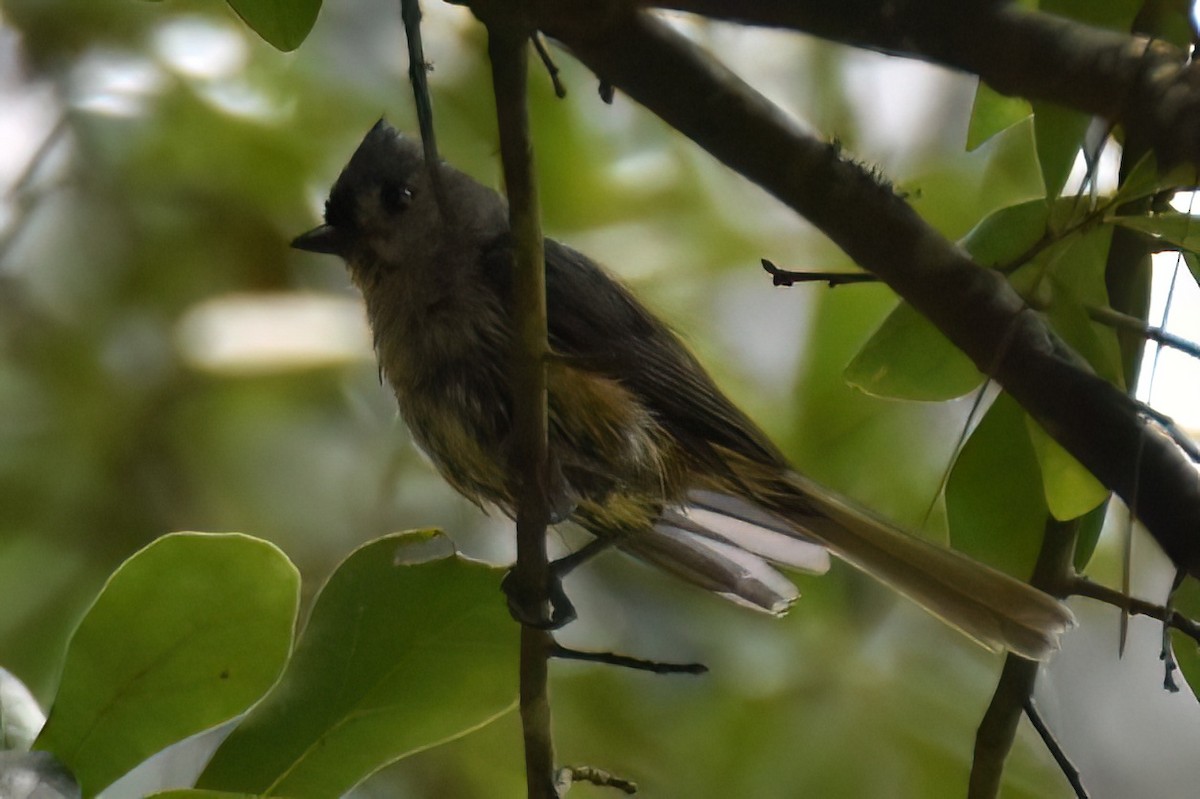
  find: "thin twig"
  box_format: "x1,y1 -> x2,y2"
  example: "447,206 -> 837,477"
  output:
556,765 -> 638,795
532,33 -> 567,98
400,0 -> 452,220
1023,697 -> 1090,799
550,644 -> 708,674
1068,575 -> 1200,645
761,258 -> 877,286
1085,303 -> 1200,361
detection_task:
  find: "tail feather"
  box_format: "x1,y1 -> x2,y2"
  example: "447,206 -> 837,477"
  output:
760,471 -> 1075,660
621,521 -> 800,615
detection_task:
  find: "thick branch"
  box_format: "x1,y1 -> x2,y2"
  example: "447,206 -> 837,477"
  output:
534,5 -> 1200,577
649,0 -> 1200,167
485,11 -> 557,798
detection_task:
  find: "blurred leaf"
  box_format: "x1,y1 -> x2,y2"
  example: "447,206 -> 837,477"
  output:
845,196 -> 1072,402
1183,250 -> 1200,286
844,301 -> 984,401
1030,101 -> 1090,200
966,83 -> 1031,151
979,115 -> 1046,207
225,0 -> 321,52
146,787 -> 261,791
197,530 -> 518,798
1112,150 -> 1162,206
1073,500 -> 1109,573
1010,225 -> 1123,385
0,751 -> 80,799
35,534 -> 299,797
1109,212 -> 1200,253
946,394 -> 1046,578
1024,420 -> 1108,520
960,198 -> 1049,267
1,668 -> 45,752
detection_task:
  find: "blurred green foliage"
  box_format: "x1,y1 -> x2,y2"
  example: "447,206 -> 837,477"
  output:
2,0 -> 1199,797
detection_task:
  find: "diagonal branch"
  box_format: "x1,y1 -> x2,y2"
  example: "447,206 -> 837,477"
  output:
646,0 -> 1200,167
535,3 -> 1200,578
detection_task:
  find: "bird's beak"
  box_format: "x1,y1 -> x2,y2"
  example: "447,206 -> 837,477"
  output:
291,224 -> 346,256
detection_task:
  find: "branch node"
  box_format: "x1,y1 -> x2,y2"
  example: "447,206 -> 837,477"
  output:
555,765 -> 638,794
532,32 -> 567,98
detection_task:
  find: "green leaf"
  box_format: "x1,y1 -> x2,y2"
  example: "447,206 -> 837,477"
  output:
843,301 -> 984,401
960,198 -> 1050,268
1109,212 -> 1200,253
34,533 -> 299,797
946,394 -> 1046,579
147,787 -> 262,791
1169,580 -> 1200,696
1072,499 -> 1109,573
1183,250 -> 1200,287
966,82 -> 1031,152
1112,150 -> 1162,206
225,0 -> 321,52
1030,101 -> 1090,201
1024,420 -> 1108,521
197,530 -> 518,798
1009,225 -> 1123,386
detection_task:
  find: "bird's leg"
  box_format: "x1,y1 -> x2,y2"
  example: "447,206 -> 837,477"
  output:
502,536 -> 615,629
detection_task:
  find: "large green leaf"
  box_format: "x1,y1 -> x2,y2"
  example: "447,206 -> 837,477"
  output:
225,0 -> 321,52
1030,100 -> 1090,201
844,197 -> 1059,402
965,82 -> 1031,152
197,530 -> 517,798
843,301 -> 984,401
34,534 -> 299,797
1109,212 -> 1200,253
1024,419 -> 1108,521
960,198 -> 1050,268
945,394 -> 1046,579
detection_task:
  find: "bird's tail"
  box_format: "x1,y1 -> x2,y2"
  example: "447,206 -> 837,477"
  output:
622,473 -> 1074,661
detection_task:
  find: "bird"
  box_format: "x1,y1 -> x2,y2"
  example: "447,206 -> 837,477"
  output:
292,119 -> 1074,660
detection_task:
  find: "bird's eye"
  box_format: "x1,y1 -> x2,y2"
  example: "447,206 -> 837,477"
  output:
379,181 -> 413,214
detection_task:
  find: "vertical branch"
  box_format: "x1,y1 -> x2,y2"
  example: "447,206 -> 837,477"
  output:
486,9 -> 556,798
970,518 -> 1082,799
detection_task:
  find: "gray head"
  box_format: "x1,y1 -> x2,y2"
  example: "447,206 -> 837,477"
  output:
292,119 -> 434,265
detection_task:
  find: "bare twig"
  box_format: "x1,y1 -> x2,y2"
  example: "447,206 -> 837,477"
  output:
400,0 -> 452,219
760,258 -> 877,287
1068,576 -> 1200,646
532,33 -> 567,98
550,643 -> 708,674
1023,697 -> 1090,799
1086,300 -> 1200,361
556,765 -> 638,795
